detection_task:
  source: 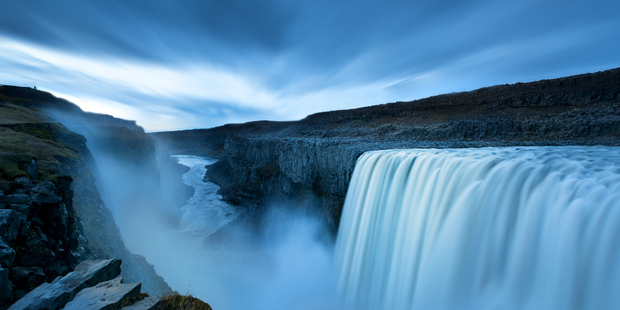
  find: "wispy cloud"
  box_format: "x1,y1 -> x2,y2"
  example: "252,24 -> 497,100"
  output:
1,0 -> 619,131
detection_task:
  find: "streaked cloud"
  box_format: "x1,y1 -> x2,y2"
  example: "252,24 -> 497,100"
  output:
1,0 -> 619,131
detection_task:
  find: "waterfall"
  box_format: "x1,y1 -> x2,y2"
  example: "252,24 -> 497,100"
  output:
335,147 -> 620,310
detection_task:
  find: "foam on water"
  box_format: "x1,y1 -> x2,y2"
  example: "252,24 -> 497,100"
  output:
336,146 -> 620,310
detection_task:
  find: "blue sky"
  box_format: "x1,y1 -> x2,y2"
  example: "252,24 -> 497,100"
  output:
1,0 -> 619,131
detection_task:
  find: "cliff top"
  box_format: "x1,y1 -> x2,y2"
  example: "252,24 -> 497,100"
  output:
153,67 -> 620,155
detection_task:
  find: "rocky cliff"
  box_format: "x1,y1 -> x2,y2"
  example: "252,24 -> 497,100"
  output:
154,67 -> 620,233
0,86 -> 173,307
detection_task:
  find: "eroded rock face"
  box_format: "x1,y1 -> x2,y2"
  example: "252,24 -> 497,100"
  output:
0,267 -> 12,307
0,238 -> 15,268
11,267 -> 46,288
0,178 -> 92,307
2,195 -> 31,206
0,210 -> 25,244
30,182 -> 62,205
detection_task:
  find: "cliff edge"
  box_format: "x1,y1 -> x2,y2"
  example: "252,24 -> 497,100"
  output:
154,67 -> 620,233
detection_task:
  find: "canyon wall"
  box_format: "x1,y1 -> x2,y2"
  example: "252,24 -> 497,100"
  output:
155,68 -> 620,232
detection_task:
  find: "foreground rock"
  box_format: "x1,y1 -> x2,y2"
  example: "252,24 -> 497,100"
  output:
8,259 -> 121,310
63,277 -> 141,310
6,258 -> 212,310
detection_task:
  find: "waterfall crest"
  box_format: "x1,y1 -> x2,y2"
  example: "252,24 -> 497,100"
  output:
336,147 -> 620,310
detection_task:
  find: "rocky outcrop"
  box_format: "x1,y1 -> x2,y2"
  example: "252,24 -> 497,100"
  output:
7,258 -> 211,310
8,259 -> 121,310
0,178 -> 89,308
1,88 -> 172,298
158,68 -> 620,233
63,276 -> 141,310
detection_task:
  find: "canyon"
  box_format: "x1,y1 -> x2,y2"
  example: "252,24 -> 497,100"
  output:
154,67 -> 620,233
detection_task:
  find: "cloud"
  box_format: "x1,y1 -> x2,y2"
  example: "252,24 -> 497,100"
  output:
1,0 -> 619,130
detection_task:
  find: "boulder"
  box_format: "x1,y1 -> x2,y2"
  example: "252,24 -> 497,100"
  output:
120,296 -> 162,310
3,195 -> 31,207
63,277 -> 141,310
8,258 -> 122,310
30,182 -> 62,205
11,267 -> 46,288
5,204 -> 29,216
0,238 -> 15,268
0,267 -> 13,310
0,210 -> 25,244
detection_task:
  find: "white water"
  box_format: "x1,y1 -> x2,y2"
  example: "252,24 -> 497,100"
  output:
335,147 -> 620,310
119,155 -> 239,298
150,156 -> 340,310
174,155 -> 238,238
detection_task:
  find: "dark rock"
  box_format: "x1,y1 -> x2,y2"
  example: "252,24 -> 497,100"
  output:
26,160 -> 38,180
3,195 -> 31,207
5,205 -> 29,216
38,203 -> 68,239
30,182 -> 62,205
11,291 -> 27,305
8,258 -> 122,310
0,267 -> 12,309
0,210 -> 25,245
120,296 -> 162,310
11,267 -> 46,288
29,216 -> 43,228
50,260 -> 68,277
63,277 -> 141,310
0,238 -> 15,268
13,178 -> 32,188
55,176 -> 73,201
68,231 -> 80,251
76,234 -> 89,258
15,248 -> 55,270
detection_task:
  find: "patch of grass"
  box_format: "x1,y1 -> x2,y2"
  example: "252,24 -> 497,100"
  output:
0,102 -> 47,125
157,294 -> 213,310
0,125 -> 83,182
119,292 -> 150,308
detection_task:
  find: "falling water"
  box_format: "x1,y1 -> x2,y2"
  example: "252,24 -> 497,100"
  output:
335,147 -> 620,310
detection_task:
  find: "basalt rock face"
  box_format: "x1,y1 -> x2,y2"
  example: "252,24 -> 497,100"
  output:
205,139 -> 365,232
160,68 -> 620,233
0,178 -> 89,308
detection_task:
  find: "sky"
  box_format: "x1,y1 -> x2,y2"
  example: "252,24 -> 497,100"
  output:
0,0 -> 619,131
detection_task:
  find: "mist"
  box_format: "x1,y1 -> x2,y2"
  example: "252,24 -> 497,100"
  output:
50,112 -> 344,309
